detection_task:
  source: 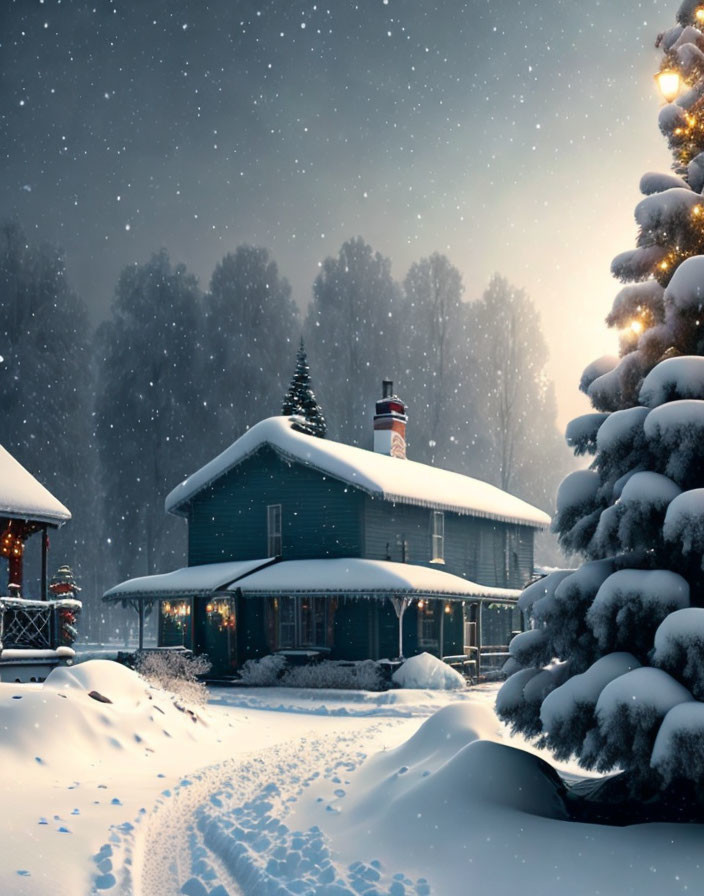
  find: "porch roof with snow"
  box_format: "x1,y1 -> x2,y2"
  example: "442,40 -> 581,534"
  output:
102,558 -> 274,601
164,417 -> 550,529
0,445 -> 71,527
103,557 -> 521,604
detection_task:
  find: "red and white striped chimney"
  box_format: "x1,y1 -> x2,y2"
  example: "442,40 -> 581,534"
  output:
373,379 -> 407,459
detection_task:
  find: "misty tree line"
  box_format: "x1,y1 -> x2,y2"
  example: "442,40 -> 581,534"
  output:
0,220 -> 571,642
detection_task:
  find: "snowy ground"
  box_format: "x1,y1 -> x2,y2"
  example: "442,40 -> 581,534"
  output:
1,661 -> 702,896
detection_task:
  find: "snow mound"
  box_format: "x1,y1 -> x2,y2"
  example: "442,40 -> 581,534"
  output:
392,652 -> 466,690
639,356 -> 704,407
0,660 -> 210,769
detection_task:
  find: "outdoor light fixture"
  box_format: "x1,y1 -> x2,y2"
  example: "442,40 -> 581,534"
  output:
656,69 -> 682,102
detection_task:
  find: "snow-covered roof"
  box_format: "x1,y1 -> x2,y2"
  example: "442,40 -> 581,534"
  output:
103,558 -> 521,603
165,417 -> 550,528
232,558 -> 520,601
0,445 -> 71,526
103,558 -> 274,601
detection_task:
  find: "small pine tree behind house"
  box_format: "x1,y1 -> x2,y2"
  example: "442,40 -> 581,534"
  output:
282,340 -> 327,438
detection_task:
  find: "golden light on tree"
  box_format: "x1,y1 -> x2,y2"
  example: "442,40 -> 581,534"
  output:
630,319 -> 644,335
696,5 -> 704,22
655,69 -> 682,102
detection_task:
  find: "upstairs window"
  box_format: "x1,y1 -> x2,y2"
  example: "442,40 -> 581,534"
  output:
267,504 -> 282,557
431,511 -> 444,563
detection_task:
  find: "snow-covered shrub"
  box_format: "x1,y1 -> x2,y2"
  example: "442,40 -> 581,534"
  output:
283,659 -> 384,691
586,569 -> 690,659
239,655 -> 385,690
136,650 -> 211,708
652,608 -> 704,699
238,653 -> 287,686
651,703 -> 704,785
539,653 -> 641,761
392,652 -> 465,690
584,668 -> 694,775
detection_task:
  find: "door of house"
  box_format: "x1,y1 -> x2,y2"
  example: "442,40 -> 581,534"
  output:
199,596 -> 237,676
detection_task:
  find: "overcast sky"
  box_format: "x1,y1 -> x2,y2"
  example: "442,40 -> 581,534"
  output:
1,0 -> 675,426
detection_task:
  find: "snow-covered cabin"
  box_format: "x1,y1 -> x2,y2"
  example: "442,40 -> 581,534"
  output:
0,445 -> 79,681
104,385 -> 550,677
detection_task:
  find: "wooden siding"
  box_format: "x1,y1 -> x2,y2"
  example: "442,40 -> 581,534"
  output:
363,496 -> 534,589
187,446 -> 364,566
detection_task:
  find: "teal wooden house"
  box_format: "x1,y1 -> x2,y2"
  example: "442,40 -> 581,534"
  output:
104,384 -> 550,677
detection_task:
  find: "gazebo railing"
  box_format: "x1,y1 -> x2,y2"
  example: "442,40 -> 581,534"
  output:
0,597 -> 81,651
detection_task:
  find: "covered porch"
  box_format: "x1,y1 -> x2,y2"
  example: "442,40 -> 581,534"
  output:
104,558 -> 522,679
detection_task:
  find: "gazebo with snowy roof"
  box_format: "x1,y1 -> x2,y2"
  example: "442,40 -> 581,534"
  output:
0,445 -> 80,681
104,383 -> 549,677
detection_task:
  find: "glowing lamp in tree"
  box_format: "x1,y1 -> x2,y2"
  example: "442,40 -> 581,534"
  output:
655,69 -> 681,103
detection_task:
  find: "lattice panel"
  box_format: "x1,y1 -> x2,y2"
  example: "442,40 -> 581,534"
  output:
1,605 -> 52,649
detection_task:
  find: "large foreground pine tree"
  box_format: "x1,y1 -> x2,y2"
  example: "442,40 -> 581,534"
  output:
497,0 -> 704,801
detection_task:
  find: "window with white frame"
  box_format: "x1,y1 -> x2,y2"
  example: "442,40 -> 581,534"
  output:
267,504 -> 282,556
431,511 -> 444,562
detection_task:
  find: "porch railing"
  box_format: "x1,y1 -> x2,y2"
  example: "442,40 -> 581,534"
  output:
0,597 -> 81,651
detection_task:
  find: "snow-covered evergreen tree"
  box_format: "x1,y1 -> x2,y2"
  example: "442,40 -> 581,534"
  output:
281,339 -> 326,437
497,1 -> 704,800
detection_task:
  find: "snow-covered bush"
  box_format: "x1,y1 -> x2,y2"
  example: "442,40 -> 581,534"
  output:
283,659 -> 384,691
135,650 -> 211,708
238,653 -> 288,686
239,655 -> 384,690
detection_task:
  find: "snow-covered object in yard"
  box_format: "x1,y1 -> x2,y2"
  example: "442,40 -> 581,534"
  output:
103,558 -> 273,600
165,416 -> 550,528
663,254 -> 704,311
587,569 -> 690,655
639,172 -> 690,195
663,489 -> 704,560
639,356 -> 704,407
652,607 -> 704,699
0,444 -> 71,526
634,188 -> 702,232
651,702 -> 704,784
228,558 -> 521,600
579,355 -> 618,394
540,653 -> 641,760
592,667 -> 694,773
565,413 -> 608,455
392,653 -> 465,690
